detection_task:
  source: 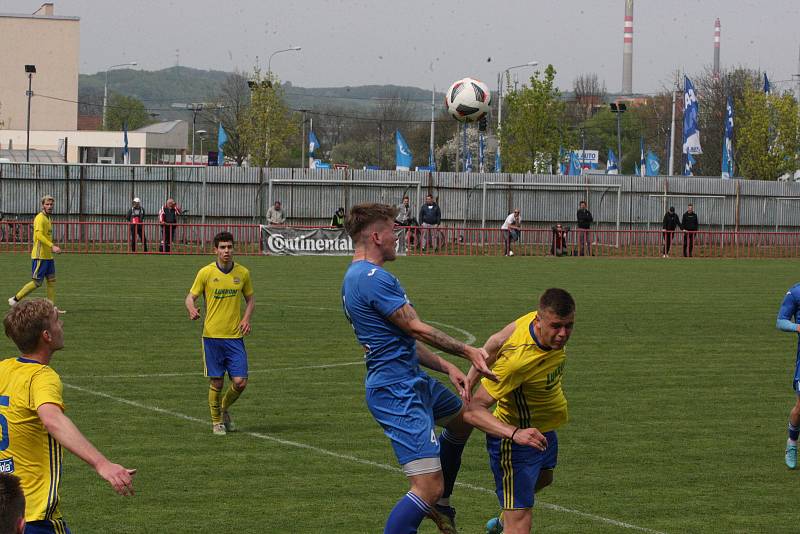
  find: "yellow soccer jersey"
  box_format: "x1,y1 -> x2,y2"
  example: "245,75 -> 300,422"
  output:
0,357 -> 65,522
481,311 -> 568,433
190,262 -> 254,338
31,212 -> 54,260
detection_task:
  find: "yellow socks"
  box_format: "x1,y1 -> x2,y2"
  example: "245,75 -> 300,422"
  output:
46,278 -> 56,303
221,383 -> 243,412
15,281 -> 38,301
208,384 -> 222,425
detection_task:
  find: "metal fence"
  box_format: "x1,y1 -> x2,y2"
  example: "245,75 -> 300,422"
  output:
2,163 -> 800,230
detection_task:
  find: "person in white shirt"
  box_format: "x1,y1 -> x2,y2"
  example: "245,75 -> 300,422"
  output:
501,209 -> 521,256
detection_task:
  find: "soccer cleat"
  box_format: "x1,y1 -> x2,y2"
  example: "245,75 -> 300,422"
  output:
485,516 -> 503,534
429,504 -> 458,534
786,444 -> 797,469
508,250 -> 514,256
212,423 -> 227,435
223,411 -> 236,432
8,296 -> 17,307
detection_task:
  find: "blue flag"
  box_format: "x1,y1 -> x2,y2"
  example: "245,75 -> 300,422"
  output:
722,96 -> 734,178
764,72 -> 771,95
465,146 -> 473,172
494,150 -> 502,172
122,122 -> 129,164
636,138 -> 645,176
568,151 -> 582,176
683,76 -> 703,155
309,131 -> 320,155
478,132 -> 485,173
606,148 -> 619,174
217,123 -> 228,166
646,150 -> 661,176
395,130 -> 412,171
684,152 -> 696,176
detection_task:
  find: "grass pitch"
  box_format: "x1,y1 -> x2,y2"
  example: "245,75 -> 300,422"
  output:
0,253 -> 798,533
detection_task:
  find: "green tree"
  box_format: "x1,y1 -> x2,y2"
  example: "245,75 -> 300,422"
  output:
105,93 -> 153,131
212,72 -> 251,166
240,69 -> 298,167
736,87 -> 799,180
501,65 -> 571,172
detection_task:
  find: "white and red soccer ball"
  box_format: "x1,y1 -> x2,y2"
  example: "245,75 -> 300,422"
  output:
445,77 -> 491,123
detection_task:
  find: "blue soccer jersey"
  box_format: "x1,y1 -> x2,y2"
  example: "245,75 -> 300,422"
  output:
341,260 -> 420,388
777,283 -> 800,390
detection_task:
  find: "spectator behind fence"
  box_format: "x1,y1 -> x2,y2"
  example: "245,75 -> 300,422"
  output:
418,194 -> 442,251
661,206 -> 681,257
0,473 -> 25,534
126,197 -> 147,252
158,198 -> 182,253
331,207 -> 345,228
267,200 -> 286,226
682,203 -> 699,258
576,200 -> 593,256
501,208 -> 521,256
395,195 -> 416,226
551,224 -> 570,257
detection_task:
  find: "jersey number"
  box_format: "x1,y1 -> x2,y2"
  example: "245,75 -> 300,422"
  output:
0,396 -> 9,451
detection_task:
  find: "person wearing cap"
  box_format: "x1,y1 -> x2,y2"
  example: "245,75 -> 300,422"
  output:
126,197 -> 147,252
662,206 -> 682,258
331,207 -> 345,228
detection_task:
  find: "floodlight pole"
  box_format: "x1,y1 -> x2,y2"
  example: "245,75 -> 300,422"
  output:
25,66 -> 35,162
496,62 -> 537,171
103,62 -> 138,130
668,88 -> 677,176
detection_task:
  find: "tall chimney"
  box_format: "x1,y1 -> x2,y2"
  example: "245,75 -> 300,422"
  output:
713,18 -> 721,78
622,0 -> 634,94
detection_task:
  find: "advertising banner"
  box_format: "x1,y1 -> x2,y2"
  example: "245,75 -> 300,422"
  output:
261,226 -> 407,256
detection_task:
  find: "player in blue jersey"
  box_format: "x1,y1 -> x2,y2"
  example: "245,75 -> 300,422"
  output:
777,283 -> 800,469
342,203 -> 496,534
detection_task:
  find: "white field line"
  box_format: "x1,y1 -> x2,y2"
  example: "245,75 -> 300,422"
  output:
63,384 -> 667,534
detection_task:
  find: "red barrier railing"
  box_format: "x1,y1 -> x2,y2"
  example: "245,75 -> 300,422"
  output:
1,221 -> 800,258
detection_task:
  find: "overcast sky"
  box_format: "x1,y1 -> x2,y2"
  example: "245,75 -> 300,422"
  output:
5,0 -> 799,94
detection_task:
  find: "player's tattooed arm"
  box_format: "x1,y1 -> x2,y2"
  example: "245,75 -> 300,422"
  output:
388,304 -> 464,355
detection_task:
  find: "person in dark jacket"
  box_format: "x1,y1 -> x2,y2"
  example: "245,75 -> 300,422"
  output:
418,194 -> 442,250
159,198 -> 182,253
331,207 -> 345,228
662,207 -> 681,257
576,200 -> 593,256
682,204 -> 699,257
126,197 -> 147,252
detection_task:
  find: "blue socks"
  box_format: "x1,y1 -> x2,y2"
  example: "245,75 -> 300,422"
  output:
439,429 -> 467,500
789,421 -> 799,442
385,492 -> 430,534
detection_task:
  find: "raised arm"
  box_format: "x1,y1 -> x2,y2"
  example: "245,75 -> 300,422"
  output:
38,403 -> 136,495
466,321 -> 516,390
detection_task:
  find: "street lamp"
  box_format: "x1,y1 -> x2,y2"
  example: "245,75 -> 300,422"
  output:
267,46 -> 301,80
24,64 -> 36,162
496,61 -> 538,170
196,130 -> 207,164
609,102 -> 627,169
103,61 -> 138,130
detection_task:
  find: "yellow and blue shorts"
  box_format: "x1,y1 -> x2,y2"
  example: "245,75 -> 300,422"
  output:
202,337 -> 248,378
487,430 -> 558,510
24,518 -> 72,534
31,259 -> 55,281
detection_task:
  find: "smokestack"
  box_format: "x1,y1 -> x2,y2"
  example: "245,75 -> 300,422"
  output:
622,0 -> 634,94
713,18 -> 721,78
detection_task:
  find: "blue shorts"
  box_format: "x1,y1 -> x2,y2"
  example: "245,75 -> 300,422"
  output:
202,337 -> 248,378
366,374 -> 463,466
487,430 -> 558,510
31,259 -> 56,281
25,519 -> 71,534
793,356 -> 800,393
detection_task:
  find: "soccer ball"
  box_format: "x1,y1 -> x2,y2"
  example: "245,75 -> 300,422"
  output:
445,77 -> 491,122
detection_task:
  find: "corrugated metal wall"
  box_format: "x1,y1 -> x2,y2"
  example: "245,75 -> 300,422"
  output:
2,163 -> 800,229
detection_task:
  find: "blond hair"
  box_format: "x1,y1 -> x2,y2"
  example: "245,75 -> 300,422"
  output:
3,298 -> 55,353
41,195 -> 54,205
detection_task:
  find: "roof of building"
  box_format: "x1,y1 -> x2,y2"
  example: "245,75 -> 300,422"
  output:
0,13 -> 79,21
0,149 -> 65,163
133,120 -> 184,134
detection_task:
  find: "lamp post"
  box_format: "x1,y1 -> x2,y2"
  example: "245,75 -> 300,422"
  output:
496,61 -> 538,170
610,102 -> 627,169
103,61 -> 138,130
267,46 -> 301,81
24,64 -> 36,162
196,130 -> 207,164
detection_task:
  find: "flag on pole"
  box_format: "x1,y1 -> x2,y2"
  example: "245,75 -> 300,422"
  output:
645,150 -> 661,176
683,76 -> 703,155
122,122 -> 129,164
217,123 -> 228,166
568,151 -> 582,176
465,146 -> 473,172
722,96 -> 734,178
636,138 -> 645,176
309,131 -> 320,155
606,149 -> 619,174
684,152 -> 696,176
395,130 -> 412,171
763,73 -> 771,95
478,132 -> 485,173
494,151 -> 501,172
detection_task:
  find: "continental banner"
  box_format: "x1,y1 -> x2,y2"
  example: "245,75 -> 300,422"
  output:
260,226 -> 406,256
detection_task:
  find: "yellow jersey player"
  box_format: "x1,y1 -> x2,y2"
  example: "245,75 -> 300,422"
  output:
0,299 -> 135,534
463,288 -> 576,534
185,231 -> 255,435
8,196 -> 62,309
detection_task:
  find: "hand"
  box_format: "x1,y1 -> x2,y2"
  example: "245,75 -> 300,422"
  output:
52,245 -> 62,254
447,365 -> 470,402
188,308 -> 201,321
465,346 -> 497,382
97,461 -> 136,496
239,320 -> 251,335
512,427 -> 548,451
